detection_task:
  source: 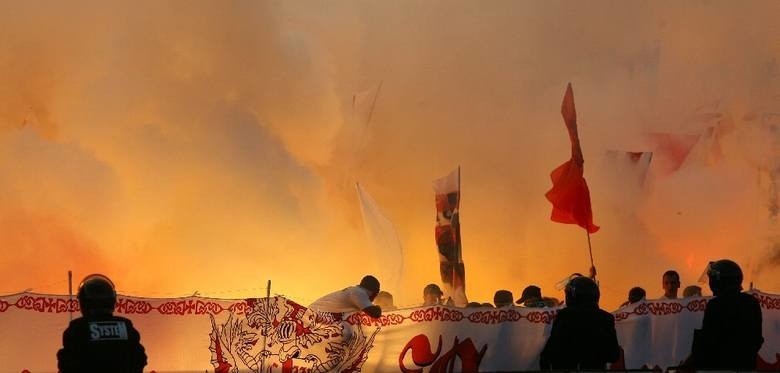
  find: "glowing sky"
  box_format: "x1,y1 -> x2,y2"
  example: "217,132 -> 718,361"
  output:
1,1 -> 779,310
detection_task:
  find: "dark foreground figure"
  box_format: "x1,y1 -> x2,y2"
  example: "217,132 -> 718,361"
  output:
57,274 -> 147,373
684,259 -> 763,370
539,276 -> 620,370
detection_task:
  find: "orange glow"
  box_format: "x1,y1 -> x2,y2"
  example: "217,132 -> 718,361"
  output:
0,1 -> 778,312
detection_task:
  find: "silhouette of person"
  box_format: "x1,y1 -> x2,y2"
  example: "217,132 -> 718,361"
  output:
683,260 -> 763,370
620,286 -> 646,307
517,285 -> 559,307
57,274 -> 147,373
682,285 -> 702,298
539,275 -> 620,370
493,290 -> 514,308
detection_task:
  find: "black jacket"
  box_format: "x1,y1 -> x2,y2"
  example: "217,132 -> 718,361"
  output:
57,314 -> 147,373
690,292 -> 763,370
539,303 -> 620,370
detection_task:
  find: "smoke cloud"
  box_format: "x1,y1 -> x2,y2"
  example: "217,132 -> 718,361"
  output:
0,1 -> 778,308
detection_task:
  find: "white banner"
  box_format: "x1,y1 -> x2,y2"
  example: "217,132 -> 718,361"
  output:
1,291 -> 778,372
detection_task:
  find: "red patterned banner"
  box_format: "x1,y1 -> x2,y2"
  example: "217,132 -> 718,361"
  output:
0,291 -> 778,372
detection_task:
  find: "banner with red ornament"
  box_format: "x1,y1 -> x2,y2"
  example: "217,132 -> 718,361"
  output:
0,291 -> 778,372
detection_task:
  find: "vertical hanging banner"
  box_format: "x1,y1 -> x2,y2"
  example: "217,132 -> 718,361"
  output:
433,167 -> 468,306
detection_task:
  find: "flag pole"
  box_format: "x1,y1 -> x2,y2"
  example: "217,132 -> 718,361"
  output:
260,279 -> 271,373
586,231 -> 596,281
455,166 -> 462,303
68,270 -> 73,321
457,164 -> 461,255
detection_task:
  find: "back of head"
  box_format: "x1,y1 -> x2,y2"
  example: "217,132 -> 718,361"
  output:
663,270 -> 680,281
708,259 -> 743,296
423,283 -> 442,296
516,285 -> 543,305
565,276 -> 600,307
682,285 -> 703,297
628,287 -> 646,303
360,275 -> 381,294
77,274 -> 117,317
493,290 -> 513,307
423,283 -> 444,306
374,291 -> 394,308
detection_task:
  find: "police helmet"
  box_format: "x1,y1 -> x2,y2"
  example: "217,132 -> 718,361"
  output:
77,274 -> 117,316
707,259 -> 743,296
564,275 -> 600,306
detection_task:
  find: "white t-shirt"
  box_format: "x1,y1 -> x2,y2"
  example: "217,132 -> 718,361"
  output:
308,286 -> 373,313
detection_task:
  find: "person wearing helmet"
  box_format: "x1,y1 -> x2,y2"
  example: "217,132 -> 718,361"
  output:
683,259 -> 763,370
57,274 -> 147,373
539,275 -> 620,370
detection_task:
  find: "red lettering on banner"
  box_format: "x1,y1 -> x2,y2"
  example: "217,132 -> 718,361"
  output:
227,301 -> 248,315
399,334 -> 487,373
645,302 -> 683,315
116,298 -> 153,314
409,307 -> 464,323
614,311 -> 630,322
685,299 -> 707,312
158,300 -> 227,315
466,309 -> 522,324
400,334 -> 443,372
615,299 -> 709,322
525,310 -> 556,324
756,294 -> 780,310
347,312 -> 406,326
14,296 -> 72,313
430,337 -> 488,373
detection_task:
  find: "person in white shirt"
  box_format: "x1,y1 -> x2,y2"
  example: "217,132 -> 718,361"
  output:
309,275 -> 382,318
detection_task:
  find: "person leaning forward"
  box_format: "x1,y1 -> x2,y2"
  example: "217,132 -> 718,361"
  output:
308,275 -> 382,318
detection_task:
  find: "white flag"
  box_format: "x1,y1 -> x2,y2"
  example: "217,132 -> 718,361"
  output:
356,183 -> 404,297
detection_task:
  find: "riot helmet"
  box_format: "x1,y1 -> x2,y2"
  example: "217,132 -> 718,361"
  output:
77,274 -> 117,316
564,275 -> 600,307
707,259 -> 743,296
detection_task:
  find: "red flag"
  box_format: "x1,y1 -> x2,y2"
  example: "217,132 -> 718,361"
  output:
545,83 -> 599,233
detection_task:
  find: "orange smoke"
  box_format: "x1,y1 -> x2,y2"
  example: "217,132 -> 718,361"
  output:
0,1 -> 778,311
